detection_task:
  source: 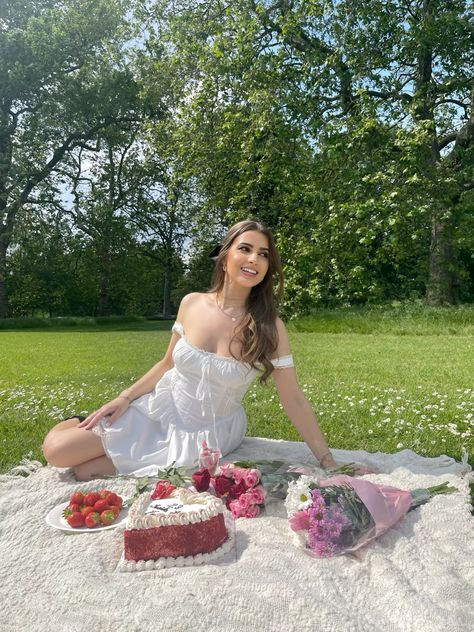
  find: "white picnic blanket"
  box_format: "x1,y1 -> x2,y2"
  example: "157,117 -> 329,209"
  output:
0,438 -> 472,632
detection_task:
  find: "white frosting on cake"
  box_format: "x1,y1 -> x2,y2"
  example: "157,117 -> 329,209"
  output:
126,488 -> 224,530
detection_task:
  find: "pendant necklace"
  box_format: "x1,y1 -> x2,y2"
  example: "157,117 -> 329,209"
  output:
215,295 -> 246,322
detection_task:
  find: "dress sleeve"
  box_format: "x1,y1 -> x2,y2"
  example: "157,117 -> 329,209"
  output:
271,355 -> 294,369
172,321 -> 184,337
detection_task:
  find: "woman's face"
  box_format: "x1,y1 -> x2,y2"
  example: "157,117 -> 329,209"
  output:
224,230 -> 270,288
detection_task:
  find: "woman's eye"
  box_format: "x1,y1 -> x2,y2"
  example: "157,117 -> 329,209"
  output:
238,245 -> 250,252
259,252 -> 269,258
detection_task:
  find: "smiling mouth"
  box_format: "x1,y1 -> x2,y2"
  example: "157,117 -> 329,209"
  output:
241,267 -> 258,275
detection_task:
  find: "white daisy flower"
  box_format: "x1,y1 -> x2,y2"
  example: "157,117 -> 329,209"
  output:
284,476 -> 315,516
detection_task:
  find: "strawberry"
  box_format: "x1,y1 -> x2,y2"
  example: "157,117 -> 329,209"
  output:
67,512 -> 85,528
84,512 -> 100,528
62,506 -> 73,519
69,491 -> 85,505
93,499 -> 110,513
99,510 -> 116,526
99,489 -> 112,499
108,504 -> 121,517
81,506 -> 95,518
83,492 -> 101,507
69,503 -> 81,513
105,492 -> 120,507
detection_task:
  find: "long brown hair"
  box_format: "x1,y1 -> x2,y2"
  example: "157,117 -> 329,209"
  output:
209,220 -> 284,383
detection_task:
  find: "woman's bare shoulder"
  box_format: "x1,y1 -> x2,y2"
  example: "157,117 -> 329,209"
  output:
180,292 -> 204,306
275,317 -> 288,335
177,292 -> 213,318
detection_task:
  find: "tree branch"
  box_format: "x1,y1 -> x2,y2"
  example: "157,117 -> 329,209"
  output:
364,89 -> 413,102
438,131 -> 459,151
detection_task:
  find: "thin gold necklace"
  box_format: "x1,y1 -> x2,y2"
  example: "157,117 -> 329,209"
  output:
215,295 -> 246,322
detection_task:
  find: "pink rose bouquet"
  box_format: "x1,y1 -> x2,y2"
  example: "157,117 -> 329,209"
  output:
190,456 -> 265,518
285,474 -> 457,558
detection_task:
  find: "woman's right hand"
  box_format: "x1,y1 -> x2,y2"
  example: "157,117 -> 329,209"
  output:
77,396 -> 131,430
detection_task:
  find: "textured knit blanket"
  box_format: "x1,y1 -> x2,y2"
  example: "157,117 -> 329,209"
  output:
1,438 -> 472,632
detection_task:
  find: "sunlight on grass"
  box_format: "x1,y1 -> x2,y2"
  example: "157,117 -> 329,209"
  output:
0,322 -> 473,472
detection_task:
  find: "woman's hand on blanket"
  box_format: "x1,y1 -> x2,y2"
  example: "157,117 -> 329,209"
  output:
352,463 -> 380,475
327,462 -> 381,475
77,397 -> 131,430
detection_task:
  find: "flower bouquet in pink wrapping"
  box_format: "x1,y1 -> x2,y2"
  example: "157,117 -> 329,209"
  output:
285,474 -> 457,558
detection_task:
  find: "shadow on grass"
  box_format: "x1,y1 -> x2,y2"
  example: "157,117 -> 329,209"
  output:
0,316 -> 174,332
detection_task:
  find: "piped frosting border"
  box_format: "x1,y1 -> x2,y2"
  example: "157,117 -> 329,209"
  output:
126,488 -> 223,529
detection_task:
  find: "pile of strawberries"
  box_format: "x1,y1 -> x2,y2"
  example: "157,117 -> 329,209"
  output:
62,489 -> 123,529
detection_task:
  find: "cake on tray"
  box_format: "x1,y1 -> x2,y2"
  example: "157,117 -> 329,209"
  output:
120,487 -> 232,571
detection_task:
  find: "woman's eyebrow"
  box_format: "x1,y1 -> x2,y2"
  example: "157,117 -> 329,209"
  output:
239,241 -> 270,251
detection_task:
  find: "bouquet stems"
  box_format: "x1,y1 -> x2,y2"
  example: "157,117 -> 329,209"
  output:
425,482 -> 458,495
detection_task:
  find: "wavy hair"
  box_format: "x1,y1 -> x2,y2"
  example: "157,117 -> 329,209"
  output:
209,220 -> 284,383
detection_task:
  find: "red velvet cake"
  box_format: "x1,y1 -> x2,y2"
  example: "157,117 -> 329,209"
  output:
120,488 -> 231,571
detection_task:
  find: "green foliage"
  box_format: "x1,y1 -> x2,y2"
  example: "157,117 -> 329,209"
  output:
286,302 -> 474,336
0,0 -> 142,316
0,315 -> 172,330
140,0 -> 473,310
1,0 -> 473,318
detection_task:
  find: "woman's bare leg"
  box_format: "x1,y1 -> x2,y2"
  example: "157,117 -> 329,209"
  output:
42,417 -> 110,469
73,455 -> 117,481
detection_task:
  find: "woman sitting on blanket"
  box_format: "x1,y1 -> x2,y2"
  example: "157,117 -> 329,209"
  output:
43,219 -> 372,480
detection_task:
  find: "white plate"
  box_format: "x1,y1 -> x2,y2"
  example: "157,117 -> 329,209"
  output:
46,497 -> 130,533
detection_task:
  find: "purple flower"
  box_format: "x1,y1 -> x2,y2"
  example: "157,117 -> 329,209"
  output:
324,520 -> 343,539
309,506 -> 325,522
310,489 -> 325,504
308,537 -> 339,557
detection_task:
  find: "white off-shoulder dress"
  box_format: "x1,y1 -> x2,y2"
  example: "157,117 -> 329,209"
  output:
94,322 -> 294,476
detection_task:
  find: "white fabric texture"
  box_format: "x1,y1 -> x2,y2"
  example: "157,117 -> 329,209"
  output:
95,322 -> 292,476
0,438 -> 472,632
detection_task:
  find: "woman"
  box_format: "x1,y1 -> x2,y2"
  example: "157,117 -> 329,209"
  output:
43,219 -> 340,480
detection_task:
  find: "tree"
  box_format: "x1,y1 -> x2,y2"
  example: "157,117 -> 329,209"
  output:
144,0 -> 473,306
125,144 -> 207,317
0,0 -> 137,316
58,121 -> 144,316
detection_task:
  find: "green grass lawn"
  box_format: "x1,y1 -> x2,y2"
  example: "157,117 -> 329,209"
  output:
0,314 -> 472,473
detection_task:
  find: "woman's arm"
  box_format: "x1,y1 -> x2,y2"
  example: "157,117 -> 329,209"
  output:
78,331 -> 180,430
78,296 -> 193,430
271,319 -> 338,469
119,342 -> 176,402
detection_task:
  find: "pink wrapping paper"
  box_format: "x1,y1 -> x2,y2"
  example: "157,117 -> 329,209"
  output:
318,475 -> 413,553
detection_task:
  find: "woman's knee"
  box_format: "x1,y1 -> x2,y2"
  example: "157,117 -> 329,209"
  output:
42,434 -> 72,468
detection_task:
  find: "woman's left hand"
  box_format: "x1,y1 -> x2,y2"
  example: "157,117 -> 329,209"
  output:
325,462 -> 380,475
352,463 -> 380,475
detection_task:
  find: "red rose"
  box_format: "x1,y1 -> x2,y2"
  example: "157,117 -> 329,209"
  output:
192,468 -> 211,492
213,475 -> 233,497
229,479 -> 247,499
151,480 -> 176,500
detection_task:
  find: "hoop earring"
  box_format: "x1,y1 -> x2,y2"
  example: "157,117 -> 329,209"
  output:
223,265 -> 226,272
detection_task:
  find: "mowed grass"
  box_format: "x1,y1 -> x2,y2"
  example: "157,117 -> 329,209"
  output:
0,319 -> 472,473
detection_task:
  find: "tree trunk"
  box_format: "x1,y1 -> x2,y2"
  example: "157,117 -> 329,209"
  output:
0,238 -> 9,318
98,251 -> 111,316
162,267 -> 171,318
425,212 -> 458,305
